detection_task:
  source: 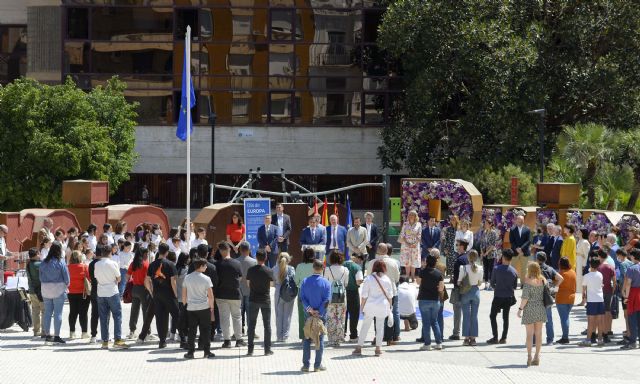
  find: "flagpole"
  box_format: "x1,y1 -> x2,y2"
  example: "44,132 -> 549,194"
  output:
185,25 -> 192,246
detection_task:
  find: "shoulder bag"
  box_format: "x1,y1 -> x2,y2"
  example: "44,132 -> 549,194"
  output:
372,274 -> 394,328
542,283 -> 554,308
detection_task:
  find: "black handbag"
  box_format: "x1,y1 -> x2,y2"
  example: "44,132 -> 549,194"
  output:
543,284 -> 554,308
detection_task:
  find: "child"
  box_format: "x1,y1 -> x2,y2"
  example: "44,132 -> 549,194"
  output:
580,257 -> 605,347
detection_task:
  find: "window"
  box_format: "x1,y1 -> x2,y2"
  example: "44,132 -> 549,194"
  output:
269,92 -> 294,123
232,15 -> 252,38
67,8 -> 88,39
92,7 -> 173,41
91,43 -> 173,74
0,26 -> 27,85
270,9 -> 301,41
227,54 -> 252,75
269,52 -> 296,76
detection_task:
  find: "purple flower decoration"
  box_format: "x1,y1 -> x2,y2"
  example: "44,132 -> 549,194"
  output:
619,215 -> 640,244
584,213 -> 611,234
536,210 -> 558,226
402,180 -> 474,225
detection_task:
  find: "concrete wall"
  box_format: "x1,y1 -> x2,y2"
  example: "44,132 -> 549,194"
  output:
0,1 -> 27,25
133,125 -> 390,175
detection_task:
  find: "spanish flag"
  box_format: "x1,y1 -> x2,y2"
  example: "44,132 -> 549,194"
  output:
322,197 -> 329,227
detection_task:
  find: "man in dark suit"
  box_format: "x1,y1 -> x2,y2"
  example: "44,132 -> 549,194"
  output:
300,215 -> 326,259
271,203 -> 292,253
364,212 -> 379,261
509,214 -> 531,283
325,214 -> 347,256
420,217 -> 441,260
547,225 -> 563,270
257,215 -> 278,268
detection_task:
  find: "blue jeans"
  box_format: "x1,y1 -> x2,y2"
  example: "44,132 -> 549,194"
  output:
118,269 -> 127,297
384,295 -> 401,341
43,293 -> 66,337
556,304 -> 573,339
545,306 -> 554,343
460,286 -> 480,337
437,302 -> 444,333
419,300 -> 442,345
302,324 -> 325,369
629,311 -> 640,344
98,294 -> 123,342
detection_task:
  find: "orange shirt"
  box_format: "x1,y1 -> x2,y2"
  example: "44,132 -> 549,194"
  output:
226,223 -> 245,243
556,269 -> 576,305
68,263 -> 89,294
127,261 -> 149,286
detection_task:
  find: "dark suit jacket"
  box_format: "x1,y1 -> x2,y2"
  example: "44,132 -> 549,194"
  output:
421,226 -> 441,258
257,224 -> 278,254
300,226 -> 326,246
271,213 -> 292,244
365,223 -> 379,247
543,235 -> 555,258
550,237 -> 563,269
509,226 -> 531,256
325,225 -> 347,255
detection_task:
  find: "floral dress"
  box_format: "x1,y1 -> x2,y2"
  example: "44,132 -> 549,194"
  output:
521,283 -> 548,325
323,265 -> 350,346
400,221 -> 422,268
443,226 -> 456,275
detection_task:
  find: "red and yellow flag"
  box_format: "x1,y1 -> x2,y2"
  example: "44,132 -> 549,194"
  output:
322,197 -> 329,227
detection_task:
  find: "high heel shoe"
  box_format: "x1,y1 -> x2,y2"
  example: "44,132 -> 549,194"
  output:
531,356 -> 540,366
527,356 -> 532,367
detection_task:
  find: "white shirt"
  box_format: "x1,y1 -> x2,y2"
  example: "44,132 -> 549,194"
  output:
94,258 -> 121,298
0,237 -> 6,257
118,251 -> 134,270
455,230 -> 474,252
191,238 -> 208,249
323,265 -> 349,288
366,255 -> 400,296
87,235 -> 98,252
458,264 -> 484,286
583,271 -> 604,303
365,223 -> 372,242
397,282 -> 418,316
360,274 -> 394,318
105,232 -> 115,246
113,233 -> 124,244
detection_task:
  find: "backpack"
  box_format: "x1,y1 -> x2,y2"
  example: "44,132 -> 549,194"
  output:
279,268 -> 298,302
329,267 -> 346,304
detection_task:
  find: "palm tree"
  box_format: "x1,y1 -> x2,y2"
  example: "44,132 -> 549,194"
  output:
616,129 -> 640,211
555,123 -> 613,208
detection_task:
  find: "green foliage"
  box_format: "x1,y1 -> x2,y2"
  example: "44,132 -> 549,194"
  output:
0,77 -> 138,210
440,161 -> 536,205
378,0 -> 640,177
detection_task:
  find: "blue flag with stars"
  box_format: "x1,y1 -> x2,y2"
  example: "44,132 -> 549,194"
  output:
176,43 -> 195,141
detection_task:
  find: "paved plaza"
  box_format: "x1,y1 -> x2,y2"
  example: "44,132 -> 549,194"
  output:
1,284 -> 637,384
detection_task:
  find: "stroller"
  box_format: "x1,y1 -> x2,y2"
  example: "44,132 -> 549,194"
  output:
0,270 -> 32,331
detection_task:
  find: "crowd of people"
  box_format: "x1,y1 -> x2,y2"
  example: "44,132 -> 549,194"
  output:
3,205 -> 640,372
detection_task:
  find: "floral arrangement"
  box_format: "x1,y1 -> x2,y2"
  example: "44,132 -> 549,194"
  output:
536,210 -> 558,227
401,180 -> 474,225
583,213 -> 611,234
566,210 -> 583,229
618,215 -> 640,244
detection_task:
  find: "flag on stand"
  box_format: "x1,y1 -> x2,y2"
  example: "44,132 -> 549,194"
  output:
346,195 -> 352,228
314,199 -> 318,216
176,42 -> 196,141
333,195 -> 338,219
322,197 -> 329,227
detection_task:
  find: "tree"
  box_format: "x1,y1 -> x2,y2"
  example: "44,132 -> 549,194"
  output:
0,77 -> 138,210
616,129 -> 640,210
377,0 -> 640,176
551,123 -> 614,208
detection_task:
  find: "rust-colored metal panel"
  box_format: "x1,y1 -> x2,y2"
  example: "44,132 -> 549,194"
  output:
536,183 -> 581,207
62,180 -> 109,207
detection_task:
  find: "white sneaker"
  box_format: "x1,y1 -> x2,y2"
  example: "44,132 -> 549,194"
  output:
126,331 -> 137,340
81,332 -> 89,339
146,334 -> 159,341
419,345 -> 432,351
89,337 -> 96,343
169,333 -> 176,341
69,332 -> 76,339
135,338 -> 145,345
435,344 -> 443,350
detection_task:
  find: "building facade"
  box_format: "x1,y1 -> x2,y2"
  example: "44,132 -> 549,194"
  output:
6,1 -> 404,209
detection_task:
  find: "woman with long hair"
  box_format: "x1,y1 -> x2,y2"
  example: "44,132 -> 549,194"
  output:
455,220 -> 474,253
125,247 -> 150,339
443,215 -> 459,275
518,262 -> 548,366
555,257 -> 576,344
67,250 -> 90,339
352,260 -> 393,356
226,211 -> 246,258
295,248 -> 316,339
458,250 -> 483,346
480,220 -> 498,290
273,252 -> 296,342
399,210 -> 422,281
323,251 -> 350,346
39,243 -> 69,344
114,221 -> 127,244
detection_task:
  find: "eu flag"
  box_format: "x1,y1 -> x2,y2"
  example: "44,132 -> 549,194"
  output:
176,43 -> 195,141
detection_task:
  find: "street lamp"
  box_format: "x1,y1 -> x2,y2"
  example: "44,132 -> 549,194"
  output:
209,113 -> 217,203
527,109 -> 546,182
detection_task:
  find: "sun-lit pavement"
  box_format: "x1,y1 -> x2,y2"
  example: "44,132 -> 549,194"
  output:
1,284 -> 637,384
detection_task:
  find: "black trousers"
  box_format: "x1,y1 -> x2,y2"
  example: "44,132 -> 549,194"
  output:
345,289 -> 360,339
187,309 -> 212,354
68,293 -> 90,333
248,301 -> 271,352
177,303 -> 188,339
129,285 -> 150,332
483,258 -> 495,282
90,294 -> 99,337
139,298 -> 156,340
153,293 -> 179,342
490,297 -> 513,340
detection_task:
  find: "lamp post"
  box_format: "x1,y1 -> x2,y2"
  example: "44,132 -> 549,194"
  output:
527,109 -> 546,182
209,113 -> 217,203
